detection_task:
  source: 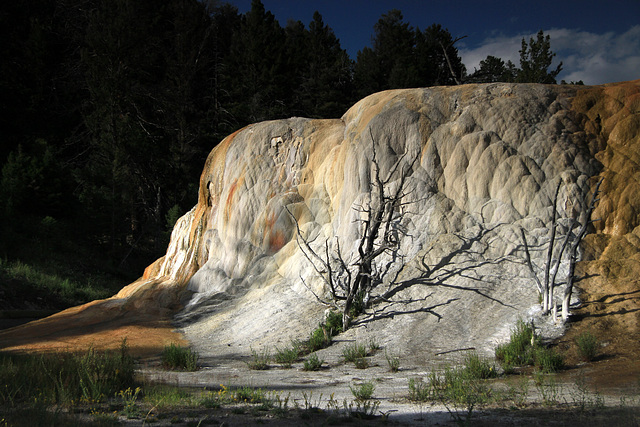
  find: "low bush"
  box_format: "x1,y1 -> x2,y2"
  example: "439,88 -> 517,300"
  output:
385,351 -> 400,372
495,319 -> 538,368
534,346 -> 565,373
161,343 -> 199,371
342,342 -> 368,363
463,351 -> 498,379
324,310 -> 343,335
575,332 -> 599,362
350,382 -> 375,401
302,353 -> 324,371
246,347 -> 270,370
306,326 -> 332,352
274,343 -> 301,368
495,319 -> 563,373
408,378 -> 432,401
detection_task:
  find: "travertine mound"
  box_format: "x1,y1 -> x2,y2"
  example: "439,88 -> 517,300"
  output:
1,81 -> 639,362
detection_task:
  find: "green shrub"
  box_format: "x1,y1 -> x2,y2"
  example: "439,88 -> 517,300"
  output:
350,382 -> 375,401
324,311 -> 343,335
353,357 -> 369,369
161,343 -> 199,371
495,319 -> 537,367
246,347 -> 270,370
342,342 -> 368,363
429,366 -> 491,407
534,346 -> 564,373
234,386 -> 267,404
495,319 -> 563,373
463,351 -> 498,379
274,343 -> 300,368
306,326 -> 332,352
302,353 -> 324,371
575,332 -> 599,362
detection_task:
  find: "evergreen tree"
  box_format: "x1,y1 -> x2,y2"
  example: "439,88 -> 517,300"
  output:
468,55 -> 516,83
227,0 -> 287,123
416,24 -> 466,86
516,30 -> 563,84
354,9 -> 416,95
300,11 -> 354,117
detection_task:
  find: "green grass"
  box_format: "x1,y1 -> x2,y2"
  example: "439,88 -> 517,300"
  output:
306,326 -> 333,352
385,350 -> 400,372
0,339 -> 135,406
463,351 -> 498,379
495,319 -> 563,373
161,343 -> 199,371
0,258 -> 119,309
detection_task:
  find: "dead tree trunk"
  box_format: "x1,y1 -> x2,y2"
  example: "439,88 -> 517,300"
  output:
562,178 -> 602,322
521,178 -> 603,321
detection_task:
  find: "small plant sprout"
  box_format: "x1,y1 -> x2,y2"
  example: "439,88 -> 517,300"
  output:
385,350 -> 400,372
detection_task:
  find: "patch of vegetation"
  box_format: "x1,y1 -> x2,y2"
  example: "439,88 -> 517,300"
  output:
302,353 -> 324,371
463,351 -> 498,379
385,350 -> 400,372
235,386 -> 267,404
350,382 -> 375,401
246,347 -> 270,370
0,257 -> 122,310
533,346 -> 565,373
161,343 -> 199,371
274,342 -> 301,368
306,325 -> 333,352
0,339 -> 135,407
575,331 -> 599,362
342,342 -> 368,363
495,319 -> 564,373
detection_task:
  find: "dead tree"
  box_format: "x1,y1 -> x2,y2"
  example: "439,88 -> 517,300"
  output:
521,178 -> 602,321
290,135 -> 419,330
562,178 -> 602,322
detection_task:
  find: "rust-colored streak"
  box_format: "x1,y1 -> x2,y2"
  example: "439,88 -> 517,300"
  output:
268,229 -> 286,253
224,180 -> 239,223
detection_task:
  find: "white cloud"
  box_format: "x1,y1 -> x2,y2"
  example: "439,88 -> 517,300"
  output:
460,26 -> 640,85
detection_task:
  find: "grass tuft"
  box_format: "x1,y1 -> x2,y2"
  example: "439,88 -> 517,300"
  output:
161,343 -> 199,371
302,353 -> 324,371
246,347 -> 270,370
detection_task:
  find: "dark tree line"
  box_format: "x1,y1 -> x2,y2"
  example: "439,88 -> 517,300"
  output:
0,0 -> 563,275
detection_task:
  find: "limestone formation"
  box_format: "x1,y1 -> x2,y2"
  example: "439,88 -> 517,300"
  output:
1,80 -> 639,361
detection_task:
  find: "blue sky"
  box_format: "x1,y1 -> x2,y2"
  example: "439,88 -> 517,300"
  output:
224,0 -> 640,85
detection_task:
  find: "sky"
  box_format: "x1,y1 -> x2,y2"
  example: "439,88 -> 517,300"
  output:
223,0 -> 640,85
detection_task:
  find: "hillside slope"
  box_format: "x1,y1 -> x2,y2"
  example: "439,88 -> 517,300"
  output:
1,81 -> 638,382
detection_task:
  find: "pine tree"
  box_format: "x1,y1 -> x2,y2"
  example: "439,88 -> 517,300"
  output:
516,30 -> 563,84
